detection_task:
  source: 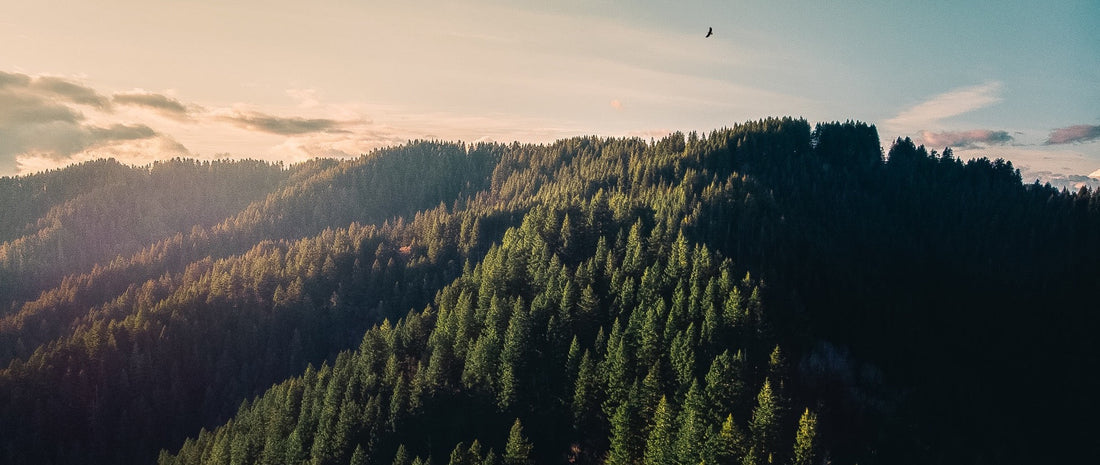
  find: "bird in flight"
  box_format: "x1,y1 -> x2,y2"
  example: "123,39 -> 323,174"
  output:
705,27 -> 713,38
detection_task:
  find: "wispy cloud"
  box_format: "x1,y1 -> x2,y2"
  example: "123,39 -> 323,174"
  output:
919,129 -> 1013,149
885,82 -> 1003,133
87,123 -> 157,141
32,76 -> 111,109
219,111 -> 347,135
113,91 -> 192,119
1045,124 -> 1100,145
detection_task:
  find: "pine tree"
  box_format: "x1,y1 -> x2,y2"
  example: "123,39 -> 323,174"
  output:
498,300 -> 529,409
674,380 -> 709,465
637,303 -> 663,370
349,445 -> 368,465
705,350 -> 744,425
481,449 -> 499,465
503,419 -> 533,465
392,444 -> 411,465
723,287 -> 745,329
467,440 -> 485,464
622,220 -> 645,275
447,441 -> 469,465
748,380 -> 780,463
669,328 -> 696,394
643,395 -> 676,465
285,427 -> 308,465
639,362 -> 663,425
711,414 -> 747,465
572,349 -> 601,430
565,336 -> 582,380
605,393 -> 641,465
792,409 -> 818,465
389,376 -> 408,431
766,346 -> 787,392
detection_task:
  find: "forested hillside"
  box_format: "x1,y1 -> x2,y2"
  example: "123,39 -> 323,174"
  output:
1,118 -> 1096,465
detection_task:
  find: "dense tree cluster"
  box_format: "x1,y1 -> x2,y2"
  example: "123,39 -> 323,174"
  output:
0,118 -> 1096,464
158,202 -> 805,465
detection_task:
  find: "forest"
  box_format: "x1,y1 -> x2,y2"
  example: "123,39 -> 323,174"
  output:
0,118 -> 1096,465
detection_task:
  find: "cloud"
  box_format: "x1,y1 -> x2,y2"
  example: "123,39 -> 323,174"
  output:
885,82 -> 1003,133
0,71 -> 184,175
87,123 -> 158,142
113,91 -> 191,118
1044,124 -> 1100,145
220,111 -> 346,135
0,91 -> 83,126
0,70 -> 31,87
918,129 -> 1013,149
1,121 -> 159,159
32,76 -> 111,109
1019,168 -> 1100,191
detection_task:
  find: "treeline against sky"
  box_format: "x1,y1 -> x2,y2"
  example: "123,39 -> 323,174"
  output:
0,118 -> 1096,464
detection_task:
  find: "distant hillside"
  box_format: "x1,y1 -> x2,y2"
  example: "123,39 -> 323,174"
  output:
0,119 -> 1096,465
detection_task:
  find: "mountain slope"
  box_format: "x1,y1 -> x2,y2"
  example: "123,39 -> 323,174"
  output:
0,119 -> 1096,465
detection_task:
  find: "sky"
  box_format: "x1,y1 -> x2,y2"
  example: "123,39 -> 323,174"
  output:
1,0 -> 1098,187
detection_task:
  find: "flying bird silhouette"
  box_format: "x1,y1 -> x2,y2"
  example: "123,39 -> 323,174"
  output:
705,27 -> 713,38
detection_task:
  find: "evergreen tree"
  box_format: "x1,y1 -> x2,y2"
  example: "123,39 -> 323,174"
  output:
792,409 -> 818,465
448,441 -> 469,465
349,445 -> 368,465
503,419 -> 533,465
605,394 -> 641,465
766,345 -> 787,392
748,380 -> 781,463
392,444 -> 411,465
285,427 -> 309,465
481,449 -> 499,465
467,440 -> 486,464
572,349 -> 602,431
674,380 -> 709,465
711,414 -> 747,465
643,395 -> 676,465
705,350 -> 744,425
498,300 -> 529,409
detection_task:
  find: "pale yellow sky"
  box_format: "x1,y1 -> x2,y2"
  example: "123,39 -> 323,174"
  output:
1,0 -> 1098,186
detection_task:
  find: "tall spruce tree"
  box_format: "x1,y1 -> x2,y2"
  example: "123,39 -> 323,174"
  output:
643,395 -> 676,465
503,419 -> 533,465
792,409 -> 818,465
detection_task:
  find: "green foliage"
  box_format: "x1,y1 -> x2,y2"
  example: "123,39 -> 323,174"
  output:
643,396 -> 676,465
503,419 -> 533,465
391,444 -> 411,465
2,120 -> 1096,465
605,395 -> 641,465
711,414 -> 747,465
792,409 -> 818,465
